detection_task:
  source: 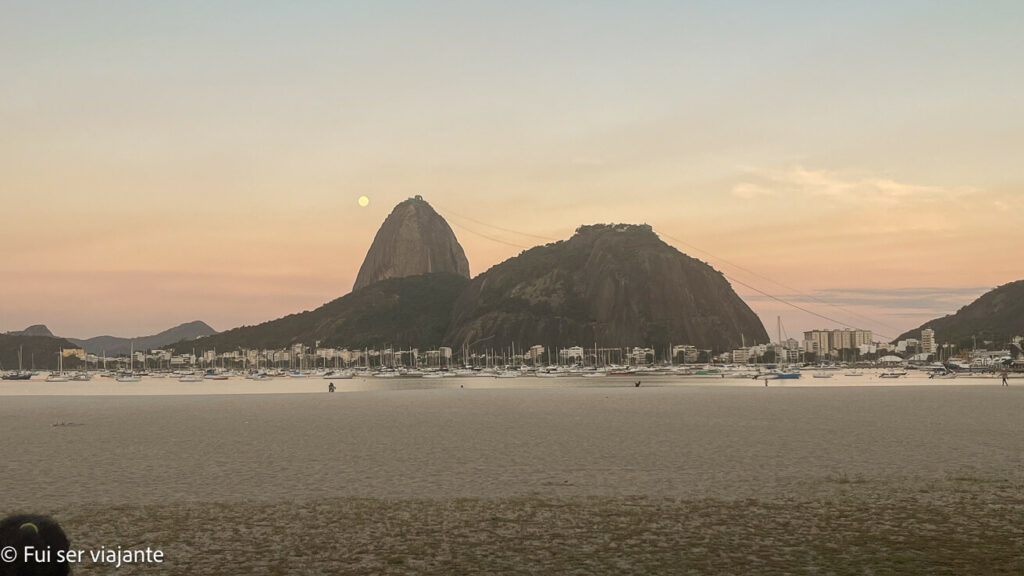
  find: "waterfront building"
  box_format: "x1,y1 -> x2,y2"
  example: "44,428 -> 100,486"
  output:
921,329 -> 935,355
629,347 -> 654,365
895,339 -> 919,354
559,347 -> 585,363
804,331 -> 831,355
803,328 -> 873,355
672,345 -> 699,363
60,348 -> 86,360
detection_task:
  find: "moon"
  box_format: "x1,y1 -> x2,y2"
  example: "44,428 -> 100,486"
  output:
358,195 -> 370,207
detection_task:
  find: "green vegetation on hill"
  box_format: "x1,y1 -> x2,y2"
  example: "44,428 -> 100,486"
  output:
0,334 -> 84,371
445,224 -> 769,352
172,273 -> 470,353
894,280 -> 1024,347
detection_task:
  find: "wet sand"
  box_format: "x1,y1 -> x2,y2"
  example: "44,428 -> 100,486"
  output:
2,385 -> 1021,574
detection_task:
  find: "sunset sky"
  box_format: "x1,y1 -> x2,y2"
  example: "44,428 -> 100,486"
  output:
2,1 -> 1022,341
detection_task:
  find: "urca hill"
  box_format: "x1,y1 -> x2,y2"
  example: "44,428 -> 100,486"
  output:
445,223 -> 767,351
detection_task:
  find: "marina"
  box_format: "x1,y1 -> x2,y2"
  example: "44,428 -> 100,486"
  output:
2,366 -> 1019,397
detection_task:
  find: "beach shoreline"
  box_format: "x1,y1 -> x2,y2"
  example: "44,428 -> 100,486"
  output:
3,386 -> 1021,574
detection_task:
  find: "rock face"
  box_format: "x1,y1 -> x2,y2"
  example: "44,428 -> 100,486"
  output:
445,224 -> 769,352
894,279 -> 1024,346
353,196 -> 470,291
8,325 -> 55,337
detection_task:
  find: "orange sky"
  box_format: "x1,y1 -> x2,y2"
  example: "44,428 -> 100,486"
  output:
2,3 -> 1022,340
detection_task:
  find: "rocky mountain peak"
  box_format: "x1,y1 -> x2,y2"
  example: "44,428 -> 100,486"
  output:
353,196 -> 470,291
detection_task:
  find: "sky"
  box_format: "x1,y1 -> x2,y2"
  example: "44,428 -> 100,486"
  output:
1,1 -> 1022,341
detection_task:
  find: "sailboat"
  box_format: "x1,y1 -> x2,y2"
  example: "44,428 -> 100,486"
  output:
2,346 -> 33,380
116,342 -> 141,382
46,349 -> 70,382
763,317 -> 801,380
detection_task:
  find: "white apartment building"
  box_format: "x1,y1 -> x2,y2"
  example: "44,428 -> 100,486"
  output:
921,329 -> 935,355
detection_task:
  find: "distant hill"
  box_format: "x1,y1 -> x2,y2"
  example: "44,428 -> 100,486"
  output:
894,280 -> 1024,346
0,334 -> 83,371
173,274 -> 470,354
6,324 -> 56,338
445,224 -> 769,352
69,321 -> 218,355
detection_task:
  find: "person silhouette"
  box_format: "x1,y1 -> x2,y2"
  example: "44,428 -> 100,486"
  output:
328,382 -> 336,393
0,514 -> 70,576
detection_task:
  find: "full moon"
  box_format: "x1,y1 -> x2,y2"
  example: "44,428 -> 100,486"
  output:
358,195 -> 370,207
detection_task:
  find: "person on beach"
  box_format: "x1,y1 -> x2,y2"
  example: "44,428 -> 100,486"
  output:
0,514 -> 70,576
328,382 -> 336,392
1002,373 -> 1009,386
764,378 -> 768,387
635,380 -> 641,387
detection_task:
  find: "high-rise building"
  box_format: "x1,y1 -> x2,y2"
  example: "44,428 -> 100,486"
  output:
804,331 -> 832,355
921,329 -> 935,354
831,329 -> 853,350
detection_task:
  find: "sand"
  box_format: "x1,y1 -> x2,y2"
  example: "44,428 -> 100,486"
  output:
1,384 -> 1022,574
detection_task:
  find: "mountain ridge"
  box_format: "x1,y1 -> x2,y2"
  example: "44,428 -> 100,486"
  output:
444,223 -> 769,352
172,274 -> 469,353
68,321 -> 218,355
894,280 -> 1024,346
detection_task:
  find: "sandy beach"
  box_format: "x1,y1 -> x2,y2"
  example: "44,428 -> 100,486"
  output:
2,383 -> 1022,574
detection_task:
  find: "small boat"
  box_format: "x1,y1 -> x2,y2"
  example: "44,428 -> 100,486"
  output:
812,372 -> 834,379
844,370 -> 864,377
178,374 -> 203,382
879,371 -> 906,378
760,370 -> 801,380
2,346 -> 33,380
118,342 -> 142,381
3,371 -> 32,380
46,349 -> 70,381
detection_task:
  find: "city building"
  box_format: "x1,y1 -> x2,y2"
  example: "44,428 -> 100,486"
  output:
672,345 -> 699,363
921,329 -> 935,355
